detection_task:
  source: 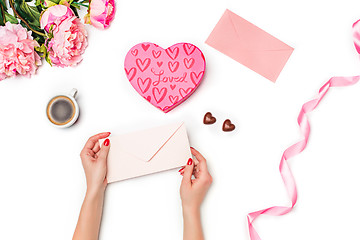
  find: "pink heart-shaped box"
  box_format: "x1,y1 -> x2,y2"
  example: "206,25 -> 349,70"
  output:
124,42 -> 206,113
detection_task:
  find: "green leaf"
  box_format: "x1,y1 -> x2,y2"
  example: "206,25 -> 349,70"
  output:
19,19 -> 45,44
35,44 -> 47,56
35,44 -> 52,65
13,0 -> 42,27
0,11 -> 4,26
36,4 -> 42,12
70,3 -> 80,9
0,0 -> 6,25
5,12 -> 19,24
10,0 -> 46,42
45,55 -> 52,66
0,0 -> 7,9
34,0 -> 42,6
71,1 -> 88,8
33,31 -> 46,44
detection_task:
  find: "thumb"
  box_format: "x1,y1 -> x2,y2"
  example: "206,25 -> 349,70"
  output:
181,158 -> 194,186
98,138 -> 110,162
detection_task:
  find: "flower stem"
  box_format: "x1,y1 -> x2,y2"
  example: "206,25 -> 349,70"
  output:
9,0 -> 46,36
72,2 -> 88,7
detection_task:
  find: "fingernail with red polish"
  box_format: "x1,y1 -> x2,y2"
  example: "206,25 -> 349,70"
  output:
190,147 -> 194,150
178,167 -> 185,172
187,158 -> 193,165
104,139 -> 110,146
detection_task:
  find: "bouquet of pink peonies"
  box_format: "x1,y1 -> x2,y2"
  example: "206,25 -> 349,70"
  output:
0,0 -> 115,80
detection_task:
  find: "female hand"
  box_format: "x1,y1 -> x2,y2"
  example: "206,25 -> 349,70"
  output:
180,147 -> 213,212
73,132 -> 111,240
80,132 -> 111,195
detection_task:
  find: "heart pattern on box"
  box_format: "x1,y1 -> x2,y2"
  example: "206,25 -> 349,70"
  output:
124,42 -> 206,112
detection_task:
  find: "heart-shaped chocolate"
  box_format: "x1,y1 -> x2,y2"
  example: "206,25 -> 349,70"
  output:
203,112 -> 216,125
222,119 -> 235,132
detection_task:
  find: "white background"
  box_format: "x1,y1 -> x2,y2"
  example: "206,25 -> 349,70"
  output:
1,0 -> 360,239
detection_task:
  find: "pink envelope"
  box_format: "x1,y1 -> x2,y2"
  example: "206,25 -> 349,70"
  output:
206,9 -> 294,82
99,122 -> 191,183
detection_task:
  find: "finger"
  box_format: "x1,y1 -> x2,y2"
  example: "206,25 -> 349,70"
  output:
194,165 -> 201,178
180,168 -> 196,174
98,138 -> 111,162
80,148 -> 96,159
190,147 -> 208,172
181,158 -> 194,187
181,166 -> 196,174
84,132 -> 111,150
178,164 -> 196,174
93,141 -> 101,153
179,168 -> 196,175
85,132 -> 111,150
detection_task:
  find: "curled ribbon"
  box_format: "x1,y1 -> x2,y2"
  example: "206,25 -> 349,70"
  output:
247,19 -> 360,240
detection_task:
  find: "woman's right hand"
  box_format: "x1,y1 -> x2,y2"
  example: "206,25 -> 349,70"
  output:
180,148 -> 213,213
80,132 -> 111,195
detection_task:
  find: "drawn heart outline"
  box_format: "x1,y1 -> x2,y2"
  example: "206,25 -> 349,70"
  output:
124,42 -> 206,113
125,67 -> 136,81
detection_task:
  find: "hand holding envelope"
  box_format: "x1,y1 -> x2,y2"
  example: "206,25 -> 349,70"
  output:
206,9 -> 294,83
99,122 -> 192,183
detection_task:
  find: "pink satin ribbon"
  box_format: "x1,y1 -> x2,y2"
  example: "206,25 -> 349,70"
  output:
247,19 -> 360,240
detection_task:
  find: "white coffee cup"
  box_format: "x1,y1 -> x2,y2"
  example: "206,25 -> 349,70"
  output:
46,88 -> 80,128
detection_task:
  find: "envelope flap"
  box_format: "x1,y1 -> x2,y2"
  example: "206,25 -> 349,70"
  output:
227,9 -> 293,51
117,122 -> 184,162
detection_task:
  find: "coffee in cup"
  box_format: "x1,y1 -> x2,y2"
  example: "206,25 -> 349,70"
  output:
46,89 -> 79,128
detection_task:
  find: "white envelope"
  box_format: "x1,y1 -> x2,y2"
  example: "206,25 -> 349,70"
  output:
99,122 -> 191,183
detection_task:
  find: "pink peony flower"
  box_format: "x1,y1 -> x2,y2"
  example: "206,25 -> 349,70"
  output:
0,22 -> 41,81
84,0 -> 115,29
41,5 -> 88,67
40,4 -> 74,32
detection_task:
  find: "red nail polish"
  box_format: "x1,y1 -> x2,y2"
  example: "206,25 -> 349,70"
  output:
104,139 -> 110,146
190,147 -> 194,150
187,158 -> 192,165
178,167 -> 185,172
